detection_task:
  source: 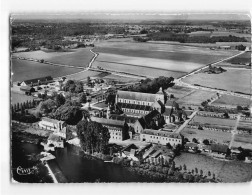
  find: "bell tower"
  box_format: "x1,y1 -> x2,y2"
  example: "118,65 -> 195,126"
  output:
155,87 -> 165,104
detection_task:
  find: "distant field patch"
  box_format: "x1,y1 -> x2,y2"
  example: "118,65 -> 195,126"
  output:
66,70 -> 101,81
93,60 -> 185,79
226,51 -> 251,65
183,68 -> 251,94
232,134 -> 252,150
212,94 -> 251,108
11,59 -> 80,82
13,48 -> 94,68
177,89 -> 216,106
174,152 -> 252,182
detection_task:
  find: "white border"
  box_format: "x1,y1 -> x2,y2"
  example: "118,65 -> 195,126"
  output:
1,0 -> 252,195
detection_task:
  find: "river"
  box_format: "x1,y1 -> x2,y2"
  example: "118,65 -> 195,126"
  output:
11,141 -> 152,183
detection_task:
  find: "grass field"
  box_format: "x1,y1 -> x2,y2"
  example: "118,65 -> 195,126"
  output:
93,60 -> 186,79
102,74 -> 141,83
11,59 -> 81,82
94,40 -> 238,65
232,134 -> 252,150
190,115 -> 236,127
65,70 -> 101,80
165,85 -> 195,99
174,152 -> 252,182
13,48 -> 94,68
226,51 -> 251,64
212,94 -> 252,108
183,68 -> 251,94
188,31 -> 251,39
181,126 -> 232,144
11,91 -> 35,105
177,89 -> 217,106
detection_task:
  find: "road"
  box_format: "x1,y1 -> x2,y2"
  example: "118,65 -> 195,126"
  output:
229,114 -> 241,149
174,110 -> 198,134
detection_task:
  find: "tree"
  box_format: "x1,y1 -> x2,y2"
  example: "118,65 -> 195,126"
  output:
200,170 -> 203,176
40,99 -> 57,114
79,93 -> 87,103
77,120 -> 110,154
183,164 -> 187,171
166,142 -> 172,149
208,171 -> 211,177
53,104 -> 83,125
192,138 -> 198,143
75,81 -> 83,93
195,168 -> 198,175
55,94 -> 65,107
223,112 -> 229,118
203,139 -> 210,145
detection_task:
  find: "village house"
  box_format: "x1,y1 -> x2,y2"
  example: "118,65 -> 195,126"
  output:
210,144 -> 229,158
90,116 -> 132,142
184,142 -> 198,152
140,129 -> 182,146
39,117 -> 67,138
20,76 -> 53,87
120,144 -> 140,161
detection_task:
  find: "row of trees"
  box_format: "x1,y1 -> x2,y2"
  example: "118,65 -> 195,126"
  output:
148,32 -> 247,43
123,76 -> 175,94
63,80 -> 84,93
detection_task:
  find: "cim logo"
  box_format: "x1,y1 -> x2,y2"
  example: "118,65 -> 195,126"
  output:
16,166 -> 38,175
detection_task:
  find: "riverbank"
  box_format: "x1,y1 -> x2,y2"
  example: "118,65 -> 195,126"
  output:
47,160 -> 68,183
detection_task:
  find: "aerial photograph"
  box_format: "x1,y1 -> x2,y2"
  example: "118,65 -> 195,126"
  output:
10,12 -> 252,183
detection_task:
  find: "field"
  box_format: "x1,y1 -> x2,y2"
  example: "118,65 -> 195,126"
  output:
93,60 -> 186,79
183,68 -> 251,94
11,91 -> 35,105
13,48 -> 94,68
212,94 -> 251,108
188,31 -> 251,39
232,134 -> 252,150
190,115 -> 236,127
181,127 -> 232,144
177,89 -> 217,106
11,59 -> 81,82
226,51 -> 251,64
174,152 -> 252,182
65,70 -> 101,80
102,74 -> 141,83
93,39 -> 239,78
148,40 -> 252,48
165,85 -> 195,99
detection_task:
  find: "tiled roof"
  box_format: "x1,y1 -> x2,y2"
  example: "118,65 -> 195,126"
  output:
211,144 -> 228,153
109,114 -> 137,124
91,116 -> 125,127
117,102 -> 152,111
117,90 -> 157,102
163,108 -> 173,116
23,76 -> 53,85
165,100 -> 179,109
185,142 -> 198,148
142,129 -> 182,139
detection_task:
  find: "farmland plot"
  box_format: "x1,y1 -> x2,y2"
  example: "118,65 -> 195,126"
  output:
183,68 -> 251,94
212,94 -> 252,108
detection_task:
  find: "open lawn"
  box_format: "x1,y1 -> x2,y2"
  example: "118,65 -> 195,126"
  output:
93,60 -> 185,79
232,134 -> 252,150
11,59 -> 81,82
174,152 -> 252,182
94,40 -> 238,67
181,126 -> 232,144
212,94 -> 252,108
66,70 -> 101,81
13,48 -> 94,68
177,89 -> 217,106
183,68 -> 251,94
190,115 -> 236,127
103,74 -> 141,83
165,85 -> 195,99
11,91 -> 35,105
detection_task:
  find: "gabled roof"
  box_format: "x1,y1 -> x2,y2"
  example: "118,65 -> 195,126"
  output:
150,150 -> 162,158
165,100 -> 179,109
91,116 -> 125,128
185,142 -> 198,148
163,108 -> 173,116
117,102 -> 152,111
23,76 -> 53,85
211,144 -> 228,153
109,114 -> 137,124
117,90 -> 157,102
122,143 -> 139,152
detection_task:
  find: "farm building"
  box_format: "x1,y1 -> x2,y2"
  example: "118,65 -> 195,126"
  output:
21,76 -> 53,87
140,129 -> 182,146
121,144 -> 139,161
210,144 -> 229,156
20,86 -> 35,95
